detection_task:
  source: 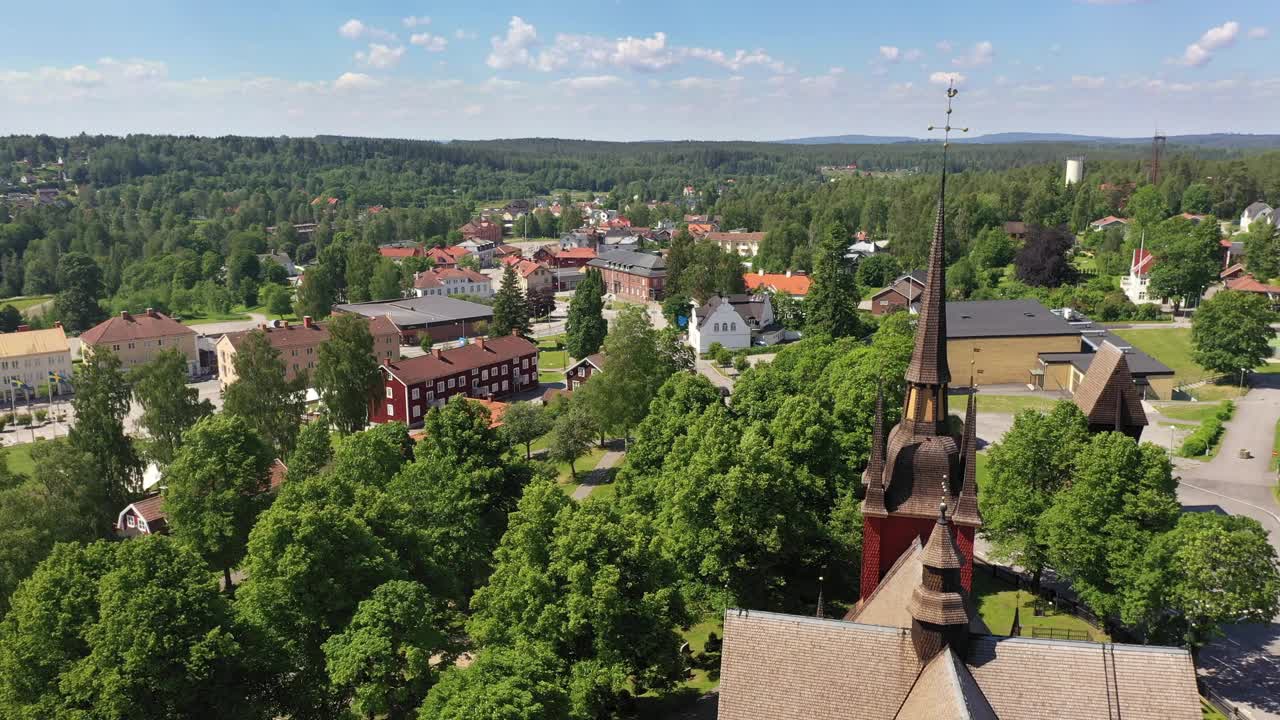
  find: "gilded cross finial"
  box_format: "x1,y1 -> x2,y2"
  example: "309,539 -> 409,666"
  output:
927,81 -> 969,148
939,475 -> 950,521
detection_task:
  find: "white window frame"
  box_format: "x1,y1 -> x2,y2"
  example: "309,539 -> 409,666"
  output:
411,387 -> 420,400
447,378 -> 456,389
385,387 -> 393,399
386,403 -> 395,416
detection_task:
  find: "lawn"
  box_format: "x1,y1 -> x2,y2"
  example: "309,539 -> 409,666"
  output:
679,617 -> 723,693
1111,327 -> 1201,382
1202,699 -> 1228,720
1154,402 -> 1224,423
1273,418 -> 1280,471
971,567 -> 1108,642
970,394 -> 1059,415
0,438 -> 68,475
180,308 -> 252,325
551,446 -> 608,488
238,303 -> 299,322
0,294 -> 53,312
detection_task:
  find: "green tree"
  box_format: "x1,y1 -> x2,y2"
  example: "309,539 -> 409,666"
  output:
295,261 -> 338,318
549,398 -> 598,480
132,348 -> 214,465
1147,217 -> 1222,311
70,348 -> 142,515
1242,218 -> 1280,280
491,265 -> 531,339
1124,184 -> 1170,230
287,420 -> 334,480
946,257 -> 978,299
581,305 -> 668,442
1123,513 -> 1280,653
0,441 -> 102,613
0,304 -> 21,333
1181,182 -> 1212,214
564,268 -> 606,360
617,372 -> 722,487
261,282 -> 294,318
346,242 -> 380,303
223,330 -> 306,456
1191,290 -> 1277,375
854,253 -> 902,289
805,221 -> 864,338
470,480 -> 687,716
419,646 -> 569,720
979,401 -> 1089,586
323,580 -> 460,720
370,257 -> 403,300
968,226 -> 1015,272
1041,433 -> 1180,618
164,414 -> 274,593
315,313 -> 380,434
53,251 -> 104,332
501,401 -> 553,459
236,503 -> 401,718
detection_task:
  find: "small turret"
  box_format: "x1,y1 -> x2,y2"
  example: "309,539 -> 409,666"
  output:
908,494 -> 971,663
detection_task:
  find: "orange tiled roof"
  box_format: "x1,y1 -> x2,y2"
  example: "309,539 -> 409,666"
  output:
745,273 -> 811,296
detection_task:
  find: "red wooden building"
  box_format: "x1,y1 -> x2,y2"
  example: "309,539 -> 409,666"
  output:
370,334 -> 539,428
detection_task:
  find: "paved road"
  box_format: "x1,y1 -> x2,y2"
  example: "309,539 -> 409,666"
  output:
571,448 -> 625,500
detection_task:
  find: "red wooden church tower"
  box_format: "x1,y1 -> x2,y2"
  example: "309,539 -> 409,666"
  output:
861,86 -> 982,598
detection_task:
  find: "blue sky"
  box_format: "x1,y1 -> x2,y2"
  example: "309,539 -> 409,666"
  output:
1,1 -> 1276,140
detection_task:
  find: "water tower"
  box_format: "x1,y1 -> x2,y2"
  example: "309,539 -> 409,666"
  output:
1065,156 -> 1085,186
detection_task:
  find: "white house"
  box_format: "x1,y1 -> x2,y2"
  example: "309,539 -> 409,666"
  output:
454,239 -> 496,268
1241,202 -> 1274,234
412,268 -> 494,299
688,294 -> 776,354
1090,216 -> 1130,233
1119,248 -> 1158,305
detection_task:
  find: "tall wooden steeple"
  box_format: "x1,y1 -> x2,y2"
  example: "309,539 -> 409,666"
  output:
861,83 -> 982,600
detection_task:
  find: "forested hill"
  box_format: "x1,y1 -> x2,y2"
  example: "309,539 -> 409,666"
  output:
2,134 -> 1263,202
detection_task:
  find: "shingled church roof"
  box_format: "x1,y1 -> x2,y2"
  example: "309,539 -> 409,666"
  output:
1073,341 -> 1148,437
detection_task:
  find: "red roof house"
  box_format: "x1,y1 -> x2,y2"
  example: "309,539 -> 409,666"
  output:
745,271 -> 812,297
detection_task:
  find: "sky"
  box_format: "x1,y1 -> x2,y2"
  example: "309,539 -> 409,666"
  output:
1,0 -> 1277,141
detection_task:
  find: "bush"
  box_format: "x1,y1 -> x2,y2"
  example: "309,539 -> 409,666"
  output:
1179,415 -> 1225,457
1215,400 -> 1235,422
714,346 -> 733,368
15,414 -> 32,427
33,409 -> 47,423
0,416 -> 7,432
733,354 -> 750,373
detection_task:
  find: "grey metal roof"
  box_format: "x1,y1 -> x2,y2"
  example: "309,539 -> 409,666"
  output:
695,294 -> 769,330
1078,331 -> 1175,377
587,249 -> 667,277
947,300 -> 1082,339
334,295 -> 493,329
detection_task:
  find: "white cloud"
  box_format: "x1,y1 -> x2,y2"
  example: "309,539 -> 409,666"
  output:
402,16 -> 430,28
935,40 -> 953,53
553,75 -> 623,92
929,71 -> 965,86
904,48 -> 922,62
685,47 -> 790,73
58,65 -> 104,87
481,77 -> 523,93
333,72 -> 381,91
98,57 -> 167,81
1248,27 -> 1269,39
672,76 -> 716,90
487,16 -> 540,70
355,44 -> 406,69
410,33 -> 448,52
339,18 -> 398,43
879,46 -> 901,62
610,33 -> 676,71
952,41 -> 994,67
1015,84 -> 1053,93
455,29 -> 477,40
1071,74 -> 1106,89
1177,21 -> 1240,66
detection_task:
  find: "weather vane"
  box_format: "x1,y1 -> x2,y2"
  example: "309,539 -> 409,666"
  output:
927,81 -> 969,167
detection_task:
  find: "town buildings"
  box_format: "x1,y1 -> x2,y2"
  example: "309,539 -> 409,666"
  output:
1120,247 -> 1157,305
1089,215 -> 1130,232
716,157 -> 1201,720
369,334 -> 538,427
80,309 -> 199,376
0,324 -> 73,394
216,315 -> 400,387
586,249 -> 667,301
116,460 -> 288,537
500,257 -> 554,298
460,219 -> 502,244
1240,201 -> 1274,233
687,295 -> 775,353
541,247 -> 597,268
425,246 -> 471,269
869,270 -> 927,315
455,238 -> 497,267
377,244 -> 426,261
705,231 -> 765,257
412,267 -> 493,298
744,270 -> 810,297
334,295 -> 495,345
563,353 -> 604,391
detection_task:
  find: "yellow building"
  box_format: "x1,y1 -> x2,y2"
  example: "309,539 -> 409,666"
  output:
946,300 -> 1083,386
80,309 -> 199,375
0,324 -> 73,394
216,315 -> 400,389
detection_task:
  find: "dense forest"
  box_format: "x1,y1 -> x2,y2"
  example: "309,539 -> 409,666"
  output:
2,133 -> 1279,332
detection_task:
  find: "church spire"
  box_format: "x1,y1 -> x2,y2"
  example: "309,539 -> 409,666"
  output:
905,82 -> 965,388
953,384 -> 982,526
908,493 -> 971,662
863,383 -> 887,517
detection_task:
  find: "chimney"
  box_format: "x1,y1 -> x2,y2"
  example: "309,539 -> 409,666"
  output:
382,356 -> 392,367
476,337 -> 486,350
757,269 -> 765,276
53,321 -> 62,329
282,320 -> 290,329
16,324 -> 29,332
431,348 -> 443,360
120,311 -> 131,320
303,316 -> 313,328
145,307 -> 157,318
510,328 -> 519,337
785,270 -> 792,278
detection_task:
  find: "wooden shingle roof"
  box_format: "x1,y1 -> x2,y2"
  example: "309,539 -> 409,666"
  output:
1073,342 -> 1148,432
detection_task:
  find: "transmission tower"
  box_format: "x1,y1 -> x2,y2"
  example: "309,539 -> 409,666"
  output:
1149,130 -> 1167,185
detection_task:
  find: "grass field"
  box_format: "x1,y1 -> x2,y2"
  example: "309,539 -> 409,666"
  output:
972,568 -> 1108,642
551,446 -> 608,488
1155,402 -> 1225,423
1273,418 -> 1280,471
971,394 -> 1059,415
1111,327 -> 1201,381
0,438 -> 64,475
180,308 -> 252,325
0,295 -> 54,312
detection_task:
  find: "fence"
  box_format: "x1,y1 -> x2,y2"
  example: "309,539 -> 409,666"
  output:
981,561 -> 1113,642
1200,683 -> 1252,719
